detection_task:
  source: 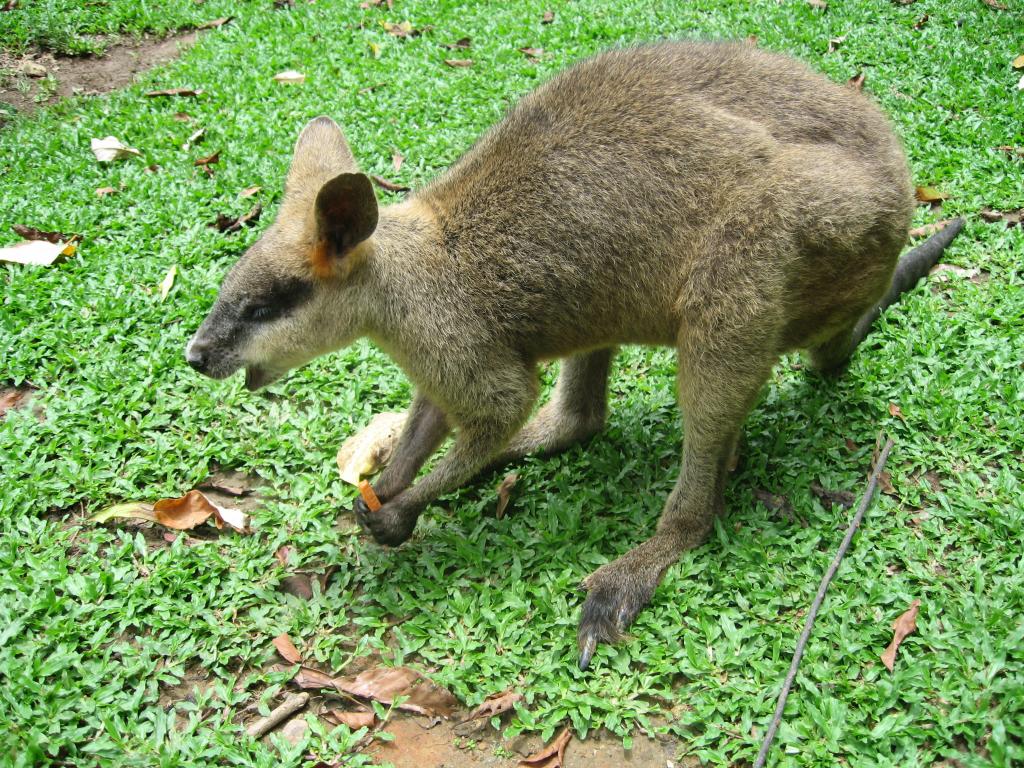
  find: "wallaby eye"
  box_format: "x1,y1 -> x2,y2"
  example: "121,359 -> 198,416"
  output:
244,304 -> 278,322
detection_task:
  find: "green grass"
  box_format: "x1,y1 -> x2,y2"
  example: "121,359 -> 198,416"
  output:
1,0 -> 1023,766
0,0 -> 256,55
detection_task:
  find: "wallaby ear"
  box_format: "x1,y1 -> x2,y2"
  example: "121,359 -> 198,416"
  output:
311,172 -> 379,277
287,116 -> 359,192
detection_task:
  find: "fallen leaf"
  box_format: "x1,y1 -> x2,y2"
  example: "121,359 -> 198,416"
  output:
91,136 -> 142,162
210,203 -> 263,233
370,174 -> 410,192
1018,73 -> 1024,91
880,599 -> 920,671
273,633 -> 303,664
1,1 -> 17,11
145,87 -> 203,97
197,16 -> 233,29
358,81 -> 388,93
847,71 -> 866,90
465,689 -> 524,721
495,473 -> 518,519
383,20 -> 419,37
878,470 -> 897,496
326,709 -> 376,730
809,481 -> 856,509
280,718 -> 308,746
908,219 -> 953,238
542,10 -> 555,23
19,60 -> 46,77
194,150 -> 220,166
95,186 -> 117,197
153,489 -> 250,531
293,665 -> 458,718
392,151 -> 403,173
240,185 -> 262,197
273,70 -> 306,84
367,41 -> 381,59
929,263 -> 983,282
146,164 -> 161,173
981,0 -> 1007,9
90,502 -> 159,525
0,238 -> 77,266
336,411 -> 408,485
275,545 -> 295,567
0,388 -> 33,419
888,402 -> 905,421
443,37 -> 471,50
11,224 -> 71,243
159,265 -> 177,301
979,207 -> 1023,227
845,438 -> 857,451
914,185 -> 948,204
444,58 -> 473,68
806,0 -> 828,8
182,127 -> 205,150
274,0 -> 295,7
827,35 -> 846,53
519,47 -> 544,59
519,727 -> 572,768
1014,54 -> 1024,70
913,13 -> 929,28
173,111 -> 192,122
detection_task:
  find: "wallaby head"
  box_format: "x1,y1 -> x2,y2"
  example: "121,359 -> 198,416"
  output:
185,117 -> 380,390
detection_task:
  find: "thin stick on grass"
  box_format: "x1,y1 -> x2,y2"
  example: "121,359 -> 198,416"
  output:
245,692 -> 309,738
753,437 -> 894,768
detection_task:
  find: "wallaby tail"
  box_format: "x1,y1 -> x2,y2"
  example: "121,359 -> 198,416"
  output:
847,217 -> 965,351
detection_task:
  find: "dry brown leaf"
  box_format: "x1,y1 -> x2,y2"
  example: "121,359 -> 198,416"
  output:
1,1 -> 18,11
197,16 -> 232,29
519,727 -> 572,768
210,203 -> 263,234
273,70 -> 306,84
273,632 -> 303,664
0,238 -> 77,266
91,136 -> 142,162
908,219 -> 953,238
914,185 -> 949,204
809,481 -> 856,509
336,412 -> 407,485
827,35 -> 846,53
1013,54 -> 1024,69
495,473 -> 518,520
542,10 -> 555,23
878,470 -> 897,496
880,599 -> 920,671
194,150 -> 220,166
173,111 -> 192,122
182,127 -> 205,150
979,207 -> 1023,227
294,665 -> 458,717
293,666 -> 339,689
847,71 -> 866,90
145,87 -> 203,97
929,263 -> 983,282
95,186 -> 117,197
11,224 -> 71,243
444,37 -> 471,50
159,265 -> 177,301
981,0 -> 1007,9
912,13 -> 929,28
465,689 -> 524,721
383,20 -> 419,37
0,388 -> 31,418
888,402 -> 905,421
326,709 -> 376,729
807,0 -> 828,8
240,185 -> 262,198
152,489 -> 250,531
519,47 -> 544,59
275,545 -> 295,567
392,151 -> 404,173
370,174 -> 410,192
444,58 -> 473,68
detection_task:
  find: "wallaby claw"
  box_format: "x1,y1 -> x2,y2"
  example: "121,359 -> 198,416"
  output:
353,495 -> 418,547
576,564 -> 659,670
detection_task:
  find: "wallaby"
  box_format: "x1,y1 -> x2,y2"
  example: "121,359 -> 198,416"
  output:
186,41 -> 964,669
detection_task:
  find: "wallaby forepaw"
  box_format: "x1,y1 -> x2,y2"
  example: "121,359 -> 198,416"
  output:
576,564 -> 658,671
353,496 -> 418,547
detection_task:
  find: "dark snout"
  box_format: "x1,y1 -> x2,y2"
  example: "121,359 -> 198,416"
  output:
185,336 -> 212,375
184,329 -> 241,380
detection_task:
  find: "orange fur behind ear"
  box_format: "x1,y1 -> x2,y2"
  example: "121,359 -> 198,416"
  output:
310,239 -> 334,279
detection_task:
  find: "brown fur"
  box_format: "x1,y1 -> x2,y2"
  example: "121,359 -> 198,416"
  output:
187,41 -> 961,669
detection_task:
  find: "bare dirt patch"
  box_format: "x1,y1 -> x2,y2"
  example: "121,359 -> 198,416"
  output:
0,31 -> 196,121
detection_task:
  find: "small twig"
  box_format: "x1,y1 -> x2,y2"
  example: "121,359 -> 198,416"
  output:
753,437 -> 894,768
245,692 -> 309,738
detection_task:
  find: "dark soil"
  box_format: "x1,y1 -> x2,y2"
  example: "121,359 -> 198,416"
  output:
0,31 -> 196,121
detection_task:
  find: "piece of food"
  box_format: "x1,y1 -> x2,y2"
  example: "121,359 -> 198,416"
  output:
357,480 -> 382,512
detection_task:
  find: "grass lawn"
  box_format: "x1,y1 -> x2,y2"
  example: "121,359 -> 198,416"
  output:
1,0 -> 1023,766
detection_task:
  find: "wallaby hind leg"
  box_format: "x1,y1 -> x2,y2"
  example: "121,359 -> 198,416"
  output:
810,218 -> 965,374
577,337 -> 775,669
371,393 -> 451,501
496,347 -> 615,464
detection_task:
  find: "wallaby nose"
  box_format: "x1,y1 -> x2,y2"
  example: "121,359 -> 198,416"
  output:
185,337 -> 208,373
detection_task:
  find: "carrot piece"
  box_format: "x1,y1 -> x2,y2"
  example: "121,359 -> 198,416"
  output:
357,480 -> 382,512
